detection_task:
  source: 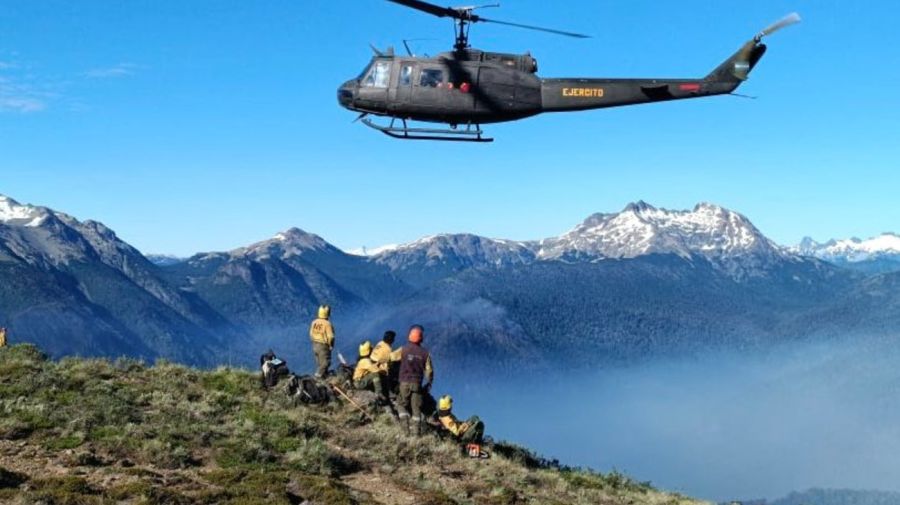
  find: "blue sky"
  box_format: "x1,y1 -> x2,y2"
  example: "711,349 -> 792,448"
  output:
1,0 -> 898,256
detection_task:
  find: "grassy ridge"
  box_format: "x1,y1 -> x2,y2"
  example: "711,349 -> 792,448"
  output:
0,344 -> 705,505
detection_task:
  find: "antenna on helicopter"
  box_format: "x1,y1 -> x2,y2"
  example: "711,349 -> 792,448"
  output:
401,38 -> 438,57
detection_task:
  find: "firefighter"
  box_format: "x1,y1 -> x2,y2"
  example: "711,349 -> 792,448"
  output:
437,395 -> 485,444
309,305 -> 335,378
397,325 -> 433,436
0,327 -> 6,348
353,341 -> 387,402
371,330 -> 401,394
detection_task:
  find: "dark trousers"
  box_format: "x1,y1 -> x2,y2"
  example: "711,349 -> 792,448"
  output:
460,416 -> 485,444
398,382 -> 423,420
354,373 -> 385,400
312,342 -> 331,378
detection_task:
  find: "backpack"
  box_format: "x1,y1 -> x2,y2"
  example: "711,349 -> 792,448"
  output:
260,351 -> 289,388
286,374 -> 332,405
336,363 -> 354,387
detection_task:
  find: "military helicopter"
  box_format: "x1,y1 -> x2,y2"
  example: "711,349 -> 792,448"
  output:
337,0 -> 800,142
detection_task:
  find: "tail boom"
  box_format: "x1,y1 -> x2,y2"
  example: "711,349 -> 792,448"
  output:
540,77 -> 738,113
540,12 -> 799,114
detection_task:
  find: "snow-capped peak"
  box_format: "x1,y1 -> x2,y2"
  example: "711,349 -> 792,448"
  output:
537,201 -> 783,270
371,233 -> 536,270
0,195 -> 48,227
234,227 -> 333,259
793,233 -> 900,263
347,243 -> 401,257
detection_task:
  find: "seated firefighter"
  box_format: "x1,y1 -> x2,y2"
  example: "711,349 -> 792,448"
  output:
353,341 -> 387,403
437,395 -> 485,445
260,349 -> 289,388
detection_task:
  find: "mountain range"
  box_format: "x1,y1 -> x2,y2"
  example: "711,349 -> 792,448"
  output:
792,234 -> 900,274
1,193 -> 898,370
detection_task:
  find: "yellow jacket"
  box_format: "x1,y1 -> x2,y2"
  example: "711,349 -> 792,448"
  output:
438,411 -> 469,437
371,341 -> 402,364
0,328 -> 6,348
353,357 -> 385,381
309,318 -> 334,347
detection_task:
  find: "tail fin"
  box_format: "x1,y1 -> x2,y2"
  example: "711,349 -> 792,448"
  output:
706,40 -> 768,84
705,13 -> 801,84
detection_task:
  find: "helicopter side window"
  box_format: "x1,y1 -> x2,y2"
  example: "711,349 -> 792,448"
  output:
399,65 -> 413,86
363,61 -> 390,88
419,68 -> 444,88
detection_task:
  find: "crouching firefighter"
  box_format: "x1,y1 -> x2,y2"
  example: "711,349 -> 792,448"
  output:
437,395 -> 485,445
353,341 -> 388,403
397,324 -> 433,436
309,305 -> 335,378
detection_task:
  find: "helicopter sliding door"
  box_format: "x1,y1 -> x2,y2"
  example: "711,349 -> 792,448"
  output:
409,65 -> 448,117
390,62 -> 414,109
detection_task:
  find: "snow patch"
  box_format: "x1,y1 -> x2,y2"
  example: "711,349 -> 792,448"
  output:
0,195 -> 41,223
347,244 -> 401,257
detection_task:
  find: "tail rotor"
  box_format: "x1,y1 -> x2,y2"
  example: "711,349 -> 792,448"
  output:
755,12 -> 802,42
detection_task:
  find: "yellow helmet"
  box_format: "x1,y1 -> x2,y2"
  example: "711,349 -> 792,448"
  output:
359,340 -> 372,357
317,305 -> 331,319
438,395 -> 453,411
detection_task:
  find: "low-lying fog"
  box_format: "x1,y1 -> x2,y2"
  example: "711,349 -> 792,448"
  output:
443,337 -> 900,502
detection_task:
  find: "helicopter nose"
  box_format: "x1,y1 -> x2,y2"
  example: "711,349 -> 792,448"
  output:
337,80 -> 356,109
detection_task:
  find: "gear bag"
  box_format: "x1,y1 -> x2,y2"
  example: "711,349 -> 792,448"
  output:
336,363 -> 354,387
466,443 -> 491,459
286,374 -> 332,405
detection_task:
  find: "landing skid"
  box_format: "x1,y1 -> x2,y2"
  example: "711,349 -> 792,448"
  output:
361,117 -> 493,143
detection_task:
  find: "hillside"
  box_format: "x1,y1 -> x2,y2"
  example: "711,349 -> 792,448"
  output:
0,344 -> 703,505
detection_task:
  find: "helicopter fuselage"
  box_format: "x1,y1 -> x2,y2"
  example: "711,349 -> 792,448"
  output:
337,46 -> 751,127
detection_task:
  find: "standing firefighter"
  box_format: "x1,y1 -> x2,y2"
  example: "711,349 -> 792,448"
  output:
371,330 -> 401,394
437,395 -> 485,444
397,325 -> 433,436
309,305 -> 335,378
0,327 -> 6,348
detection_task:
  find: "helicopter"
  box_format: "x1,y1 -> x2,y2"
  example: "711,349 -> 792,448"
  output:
337,0 -> 800,142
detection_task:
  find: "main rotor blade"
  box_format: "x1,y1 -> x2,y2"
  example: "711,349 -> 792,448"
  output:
479,17 -> 591,38
757,12 -> 801,40
386,0 -> 457,18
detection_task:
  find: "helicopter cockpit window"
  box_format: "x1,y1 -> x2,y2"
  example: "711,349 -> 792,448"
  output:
399,65 -> 413,86
419,68 -> 444,88
363,61 -> 390,88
